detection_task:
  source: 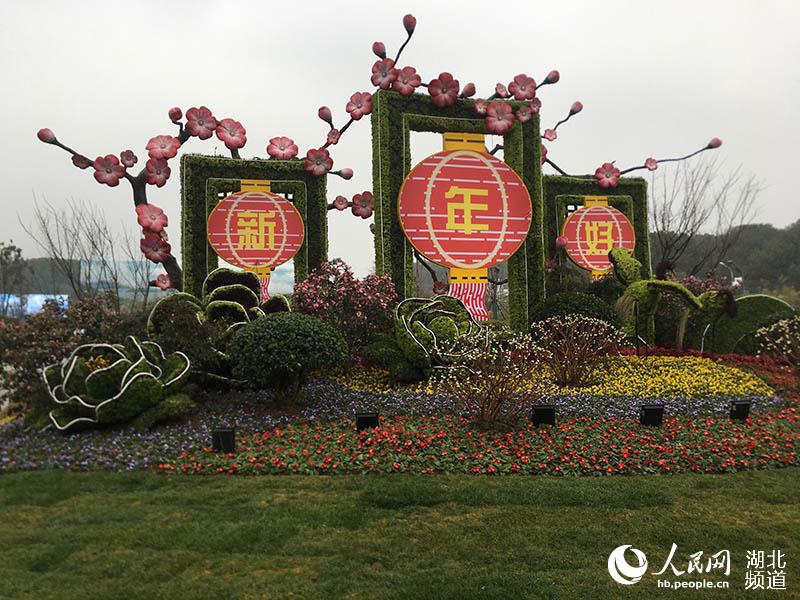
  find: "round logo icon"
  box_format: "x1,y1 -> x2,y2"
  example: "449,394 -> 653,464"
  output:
206,190 -> 305,272
561,204 -> 635,272
608,545 -> 648,585
398,149 -> 532,270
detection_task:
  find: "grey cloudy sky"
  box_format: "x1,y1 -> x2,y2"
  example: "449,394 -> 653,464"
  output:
2,0 -> 798,278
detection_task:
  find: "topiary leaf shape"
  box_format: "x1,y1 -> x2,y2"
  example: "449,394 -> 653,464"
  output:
159,352 -> 191,390
84,358 -> 132,401
95,374 -> 164,426
207,284 -> 260,310
62,357 -> 91,400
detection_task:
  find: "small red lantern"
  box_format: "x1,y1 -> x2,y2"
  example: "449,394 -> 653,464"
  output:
398,140 -> 532,320
207,185 -> 304,301
560,200 -> 636,274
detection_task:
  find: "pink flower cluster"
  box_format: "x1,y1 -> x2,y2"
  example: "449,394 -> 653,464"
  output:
292,259 -> 397,352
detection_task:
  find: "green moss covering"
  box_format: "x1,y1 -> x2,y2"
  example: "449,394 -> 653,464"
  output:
180,154 -> 328,297
687,294 -> 795,354
371,90 -> 543,331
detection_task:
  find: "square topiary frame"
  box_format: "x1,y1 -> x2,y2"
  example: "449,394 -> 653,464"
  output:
180,154 -> 328,298
371,89 -> 545,330
542,176 -> 652,279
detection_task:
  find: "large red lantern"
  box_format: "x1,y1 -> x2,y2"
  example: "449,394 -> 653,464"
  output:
207,183 -> 304,301
398,139 -> 532,320
560,199 -> 636,275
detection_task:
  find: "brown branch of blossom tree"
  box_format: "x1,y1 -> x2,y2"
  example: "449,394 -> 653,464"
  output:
544,158 -> 575,177
489,144 -> 503,156
619,145 -> 717,175
413,250 -> 439,284
40,136 -> 183,290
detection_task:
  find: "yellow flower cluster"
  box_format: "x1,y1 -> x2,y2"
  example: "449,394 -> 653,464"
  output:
333,355 -> 773,399
0,414 -> 18,427
561,356 -> 773,398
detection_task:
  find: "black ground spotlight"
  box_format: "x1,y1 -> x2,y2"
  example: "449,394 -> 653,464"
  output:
531,405 -> 556,427
730,400 -> 751,421
356,412 -> 380,431
639,404 -> 664,427
212,427 -> 236,453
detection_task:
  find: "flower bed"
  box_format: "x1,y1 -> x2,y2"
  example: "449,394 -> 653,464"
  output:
159,409 -> 800,476
334,356 -> 775,399
1,354 -> 795,476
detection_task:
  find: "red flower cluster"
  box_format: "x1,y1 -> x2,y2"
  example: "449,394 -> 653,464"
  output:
161,409 -> 799,476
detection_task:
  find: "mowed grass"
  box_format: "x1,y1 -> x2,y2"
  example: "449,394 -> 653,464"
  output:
0,470 -> 797,599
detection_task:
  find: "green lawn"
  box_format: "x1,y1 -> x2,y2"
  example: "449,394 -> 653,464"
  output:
0,470 -> 797,599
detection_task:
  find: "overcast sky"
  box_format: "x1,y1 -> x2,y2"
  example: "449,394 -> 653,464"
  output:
2,0 -> 798,278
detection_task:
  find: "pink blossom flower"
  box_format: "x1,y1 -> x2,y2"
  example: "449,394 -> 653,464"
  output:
92,155 -> 126,187
345,92 -> 372,120
544,70 -> 560,84
473,99 -> 488,115
541,144 -> 548,165
140,231 -> 171,263
326,129 -> 341,145
146,135 -> 181,160
185,106 -> 217,139
555,235 -> 568,249
570,101 -> 583,115
155,273 -> 172,290
72,154 -> 92,169
428,72 -> 459,108
136,203 -> 168,232
304,148 -> 333,177
392,66 -> 421,96
145,158 -> 171,187
371,41 -> 386,58
594,162 -> 621,188
516,104 -> 533,123
707,137 -> 723,148
508,74 -> 536,100
120,149 -> 138,168
168,107 -> 182,123
333,195 -> 349,211
318,106 -> 332,124
216,118 -> 247,150
460,82 -> 476,98
351,191 -> 374,219
485,102 -> 515,135
37,128 -> 56,143
267,136 -> 298,159
531,97 -> 542,113
495,83 -> 509,98
543,129 -> 557,142
645,157 -> 658,171
371,58 -> 397,89
339,167 -> 353,180
403,14 -> 416,34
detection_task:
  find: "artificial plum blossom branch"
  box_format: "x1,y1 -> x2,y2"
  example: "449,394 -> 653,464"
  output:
618,138 -> 724,175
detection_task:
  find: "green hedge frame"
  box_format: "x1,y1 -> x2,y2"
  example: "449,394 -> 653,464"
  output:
180,154 -> 328,298
542,176 -> 652,279
371,90 -> 544,330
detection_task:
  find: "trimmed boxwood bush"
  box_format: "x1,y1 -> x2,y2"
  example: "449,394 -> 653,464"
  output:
530,292 -> 618,326
229,313 -> 347,401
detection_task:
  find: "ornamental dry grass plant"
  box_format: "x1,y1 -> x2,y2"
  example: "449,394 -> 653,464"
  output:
530,315 -> 625,387
436,330 -> 550,430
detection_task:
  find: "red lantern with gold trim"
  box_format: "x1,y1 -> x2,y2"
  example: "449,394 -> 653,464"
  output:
398,136 -> 532,320
207,183 -> 304,301
560,200 -> 636,275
